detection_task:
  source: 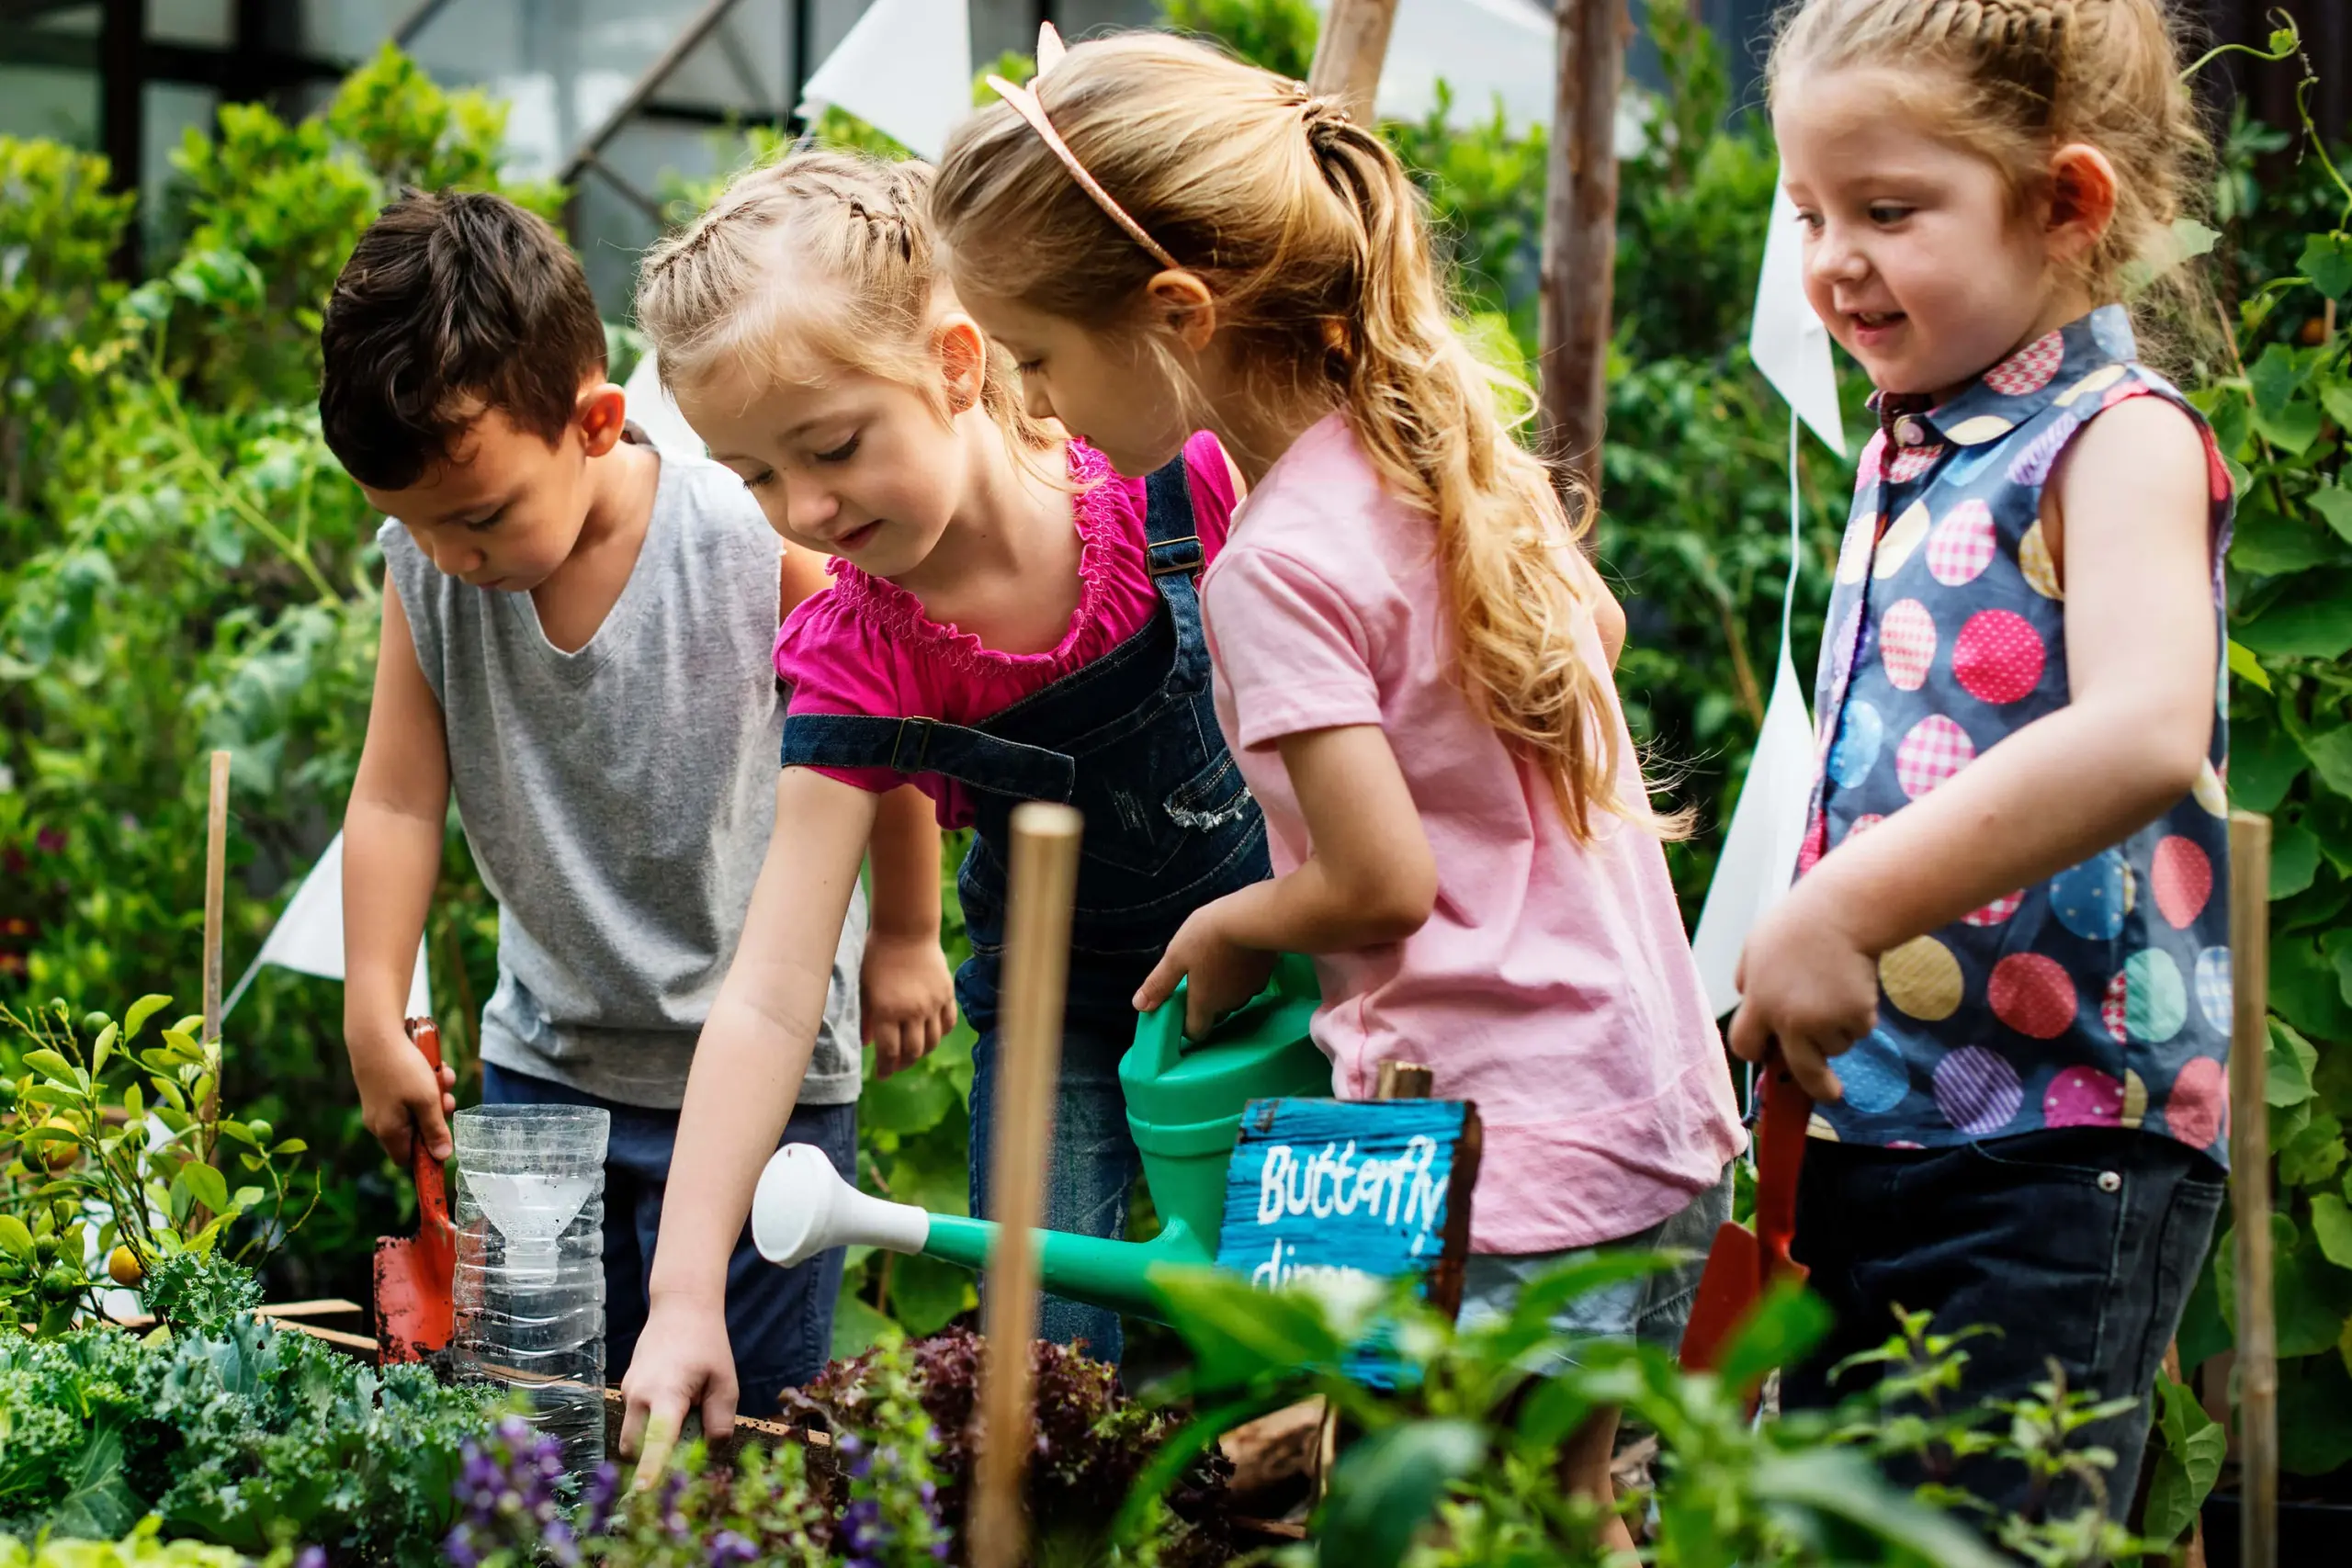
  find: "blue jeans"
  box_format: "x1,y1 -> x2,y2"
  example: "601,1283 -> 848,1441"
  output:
1782,1125 -> 2223,1523
962,959 -> 1149,1366
481,1064 -> 858,1416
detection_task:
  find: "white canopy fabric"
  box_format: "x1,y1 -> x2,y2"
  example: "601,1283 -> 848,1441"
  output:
221,831 -> 431,1021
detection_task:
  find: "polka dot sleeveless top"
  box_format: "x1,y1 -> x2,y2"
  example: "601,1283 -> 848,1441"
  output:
1798,304 -> 2238,1161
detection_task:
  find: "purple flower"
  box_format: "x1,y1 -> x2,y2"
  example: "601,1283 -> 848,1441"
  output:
707,1530 -> 759,1566
294,1550 -> 327,1568
443,1527 -> 481,1568
582,1461 -> 621,1536
840,1495 -> 887,1562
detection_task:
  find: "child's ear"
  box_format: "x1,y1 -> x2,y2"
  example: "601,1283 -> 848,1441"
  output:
2044,144 -> 2119,264
578,380 -> 629,457
1146,271 -> 1218,353
936,316 -> 988,416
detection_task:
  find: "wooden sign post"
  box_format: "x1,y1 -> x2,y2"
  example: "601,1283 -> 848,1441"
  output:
969,803 -> 1083,1568
2227,810 -> 2276,1568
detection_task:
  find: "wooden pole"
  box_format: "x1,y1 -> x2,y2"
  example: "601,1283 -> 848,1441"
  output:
969,803 -> 1084,1568
1306,0 -> 1403,124
200,750 -> 231,1130
2227,810 -> 2275,1568
1537,0 -> 1629,514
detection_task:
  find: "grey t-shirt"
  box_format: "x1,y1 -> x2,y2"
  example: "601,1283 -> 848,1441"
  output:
379,444 -> 865,1109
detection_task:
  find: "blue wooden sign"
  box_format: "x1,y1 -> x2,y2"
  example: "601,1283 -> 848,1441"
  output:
1216,1098 -> 1482,1322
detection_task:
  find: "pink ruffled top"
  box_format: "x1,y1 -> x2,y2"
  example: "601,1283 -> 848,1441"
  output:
775,434 -> 1238,827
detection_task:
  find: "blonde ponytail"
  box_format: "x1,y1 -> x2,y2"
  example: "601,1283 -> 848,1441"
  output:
935,33 -> 1679,839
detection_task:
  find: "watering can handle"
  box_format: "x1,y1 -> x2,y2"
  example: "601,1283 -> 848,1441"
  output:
1753,1056 -> 1810,1280
402,1018 -> 454,1244
1136,953 -> 1317,1072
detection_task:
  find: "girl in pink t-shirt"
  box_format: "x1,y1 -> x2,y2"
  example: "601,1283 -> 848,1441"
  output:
934,31 -> 1742,1540
616,151 -> 1267,1455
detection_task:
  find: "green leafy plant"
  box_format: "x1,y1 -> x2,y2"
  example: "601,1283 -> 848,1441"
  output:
0,996 -> 311,1299
0,1518 -> 257,1568
0,45 -> 560,1306
2151,16 -> 2352,1503
0,1304 -> 494,1563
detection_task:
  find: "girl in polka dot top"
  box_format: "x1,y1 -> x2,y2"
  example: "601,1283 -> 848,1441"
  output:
1731,0 -> 2235,1524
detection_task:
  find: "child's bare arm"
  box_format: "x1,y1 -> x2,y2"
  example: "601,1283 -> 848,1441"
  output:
1731,396 -> 2214,1098
623,768 -> 876,1458
343,583 -> 458,1164
861,784 -> 954,1077
1135,725 -> 1436,1036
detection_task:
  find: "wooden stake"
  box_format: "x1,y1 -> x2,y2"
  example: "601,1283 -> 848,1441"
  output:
1537,0 -> 1630,513
2227,810 -> 2275,1568
969,803 -> 1084,1568
199,750 -> 231,1135
1306,0 -> 1403,125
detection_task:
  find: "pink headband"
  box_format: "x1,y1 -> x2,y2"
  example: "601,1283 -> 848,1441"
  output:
986,25 -> 1182,272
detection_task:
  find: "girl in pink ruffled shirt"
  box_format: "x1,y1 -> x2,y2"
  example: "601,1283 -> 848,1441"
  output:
616,151 -> 1268,1455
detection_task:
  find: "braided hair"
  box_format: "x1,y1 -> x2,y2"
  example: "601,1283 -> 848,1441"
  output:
1768,0 -> 2217,367
636,150 -> 1054,451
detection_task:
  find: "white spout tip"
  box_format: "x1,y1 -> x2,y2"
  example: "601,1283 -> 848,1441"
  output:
752,1145 -> 840,1267
751,1143 -> 930,1267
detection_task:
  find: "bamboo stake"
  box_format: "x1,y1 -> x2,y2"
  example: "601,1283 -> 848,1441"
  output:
969,803 -> 1084,1568
1306,0 -> 1403,125
199,750 -> 231,1139
2227,810 -> 2275,1568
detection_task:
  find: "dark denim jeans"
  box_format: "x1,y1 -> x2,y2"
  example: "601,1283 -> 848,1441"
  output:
962,957 -> 1150,1366
1782,1125 -> 2224,1523
481,1064 -> 858,1417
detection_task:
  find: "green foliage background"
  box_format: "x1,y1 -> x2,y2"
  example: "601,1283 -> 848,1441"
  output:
1,1 -> 2348,1517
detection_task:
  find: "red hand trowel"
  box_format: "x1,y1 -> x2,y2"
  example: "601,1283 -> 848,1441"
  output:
1679,1057 -> 1813,1383
372,1018 -> 457,1363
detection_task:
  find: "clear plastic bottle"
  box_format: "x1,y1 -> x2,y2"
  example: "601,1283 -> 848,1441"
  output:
450,1104 -> 609,1475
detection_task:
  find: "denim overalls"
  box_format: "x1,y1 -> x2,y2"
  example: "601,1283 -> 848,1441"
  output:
781,456 -> 1272,1360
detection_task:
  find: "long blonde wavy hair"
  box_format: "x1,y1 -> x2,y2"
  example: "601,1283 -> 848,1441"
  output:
933,33 -> 1676,841
1770,0 -> 2215,365
635,149 -> 1057,454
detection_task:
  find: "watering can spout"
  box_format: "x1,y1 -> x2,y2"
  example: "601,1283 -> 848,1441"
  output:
749,1142 -> 1209,1321
752,954 -> 1333,1327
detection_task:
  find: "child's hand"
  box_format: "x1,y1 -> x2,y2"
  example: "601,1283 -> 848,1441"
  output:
1725,884 -> 1877,1104
619,1292 -> 738,1477
348,1021 -> 458,1166
1134,897 -> 1277,1040
860,931 -> 956,1077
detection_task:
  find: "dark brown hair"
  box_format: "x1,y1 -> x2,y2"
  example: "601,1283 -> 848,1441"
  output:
320,189 -> 606,491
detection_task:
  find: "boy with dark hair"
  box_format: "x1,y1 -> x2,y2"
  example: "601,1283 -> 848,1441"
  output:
324,189 -> 955,1413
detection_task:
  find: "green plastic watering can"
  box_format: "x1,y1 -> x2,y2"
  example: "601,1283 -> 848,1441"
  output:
751,953 -> 1330,1322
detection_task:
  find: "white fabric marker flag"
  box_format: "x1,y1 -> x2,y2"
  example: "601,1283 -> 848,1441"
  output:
1689,170 -> 1846,1018
220,831 -> 430,1021
1748,180 -> 1845,457
622,348 -> 705,460
797,0 -> 973,162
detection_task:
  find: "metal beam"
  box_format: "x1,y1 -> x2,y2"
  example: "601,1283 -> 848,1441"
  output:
560,0 -> 751,188
391,0 -> 462,48
100,0 -> 141,277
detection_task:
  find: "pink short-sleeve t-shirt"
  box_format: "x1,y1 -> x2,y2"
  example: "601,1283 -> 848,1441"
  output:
1200,415 -> 1744,1255
775,434 -> 1237,826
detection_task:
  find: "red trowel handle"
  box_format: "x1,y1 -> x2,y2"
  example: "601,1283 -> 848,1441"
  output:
1754,1056 -> 1811,1285
402,1018 -> 457,1262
